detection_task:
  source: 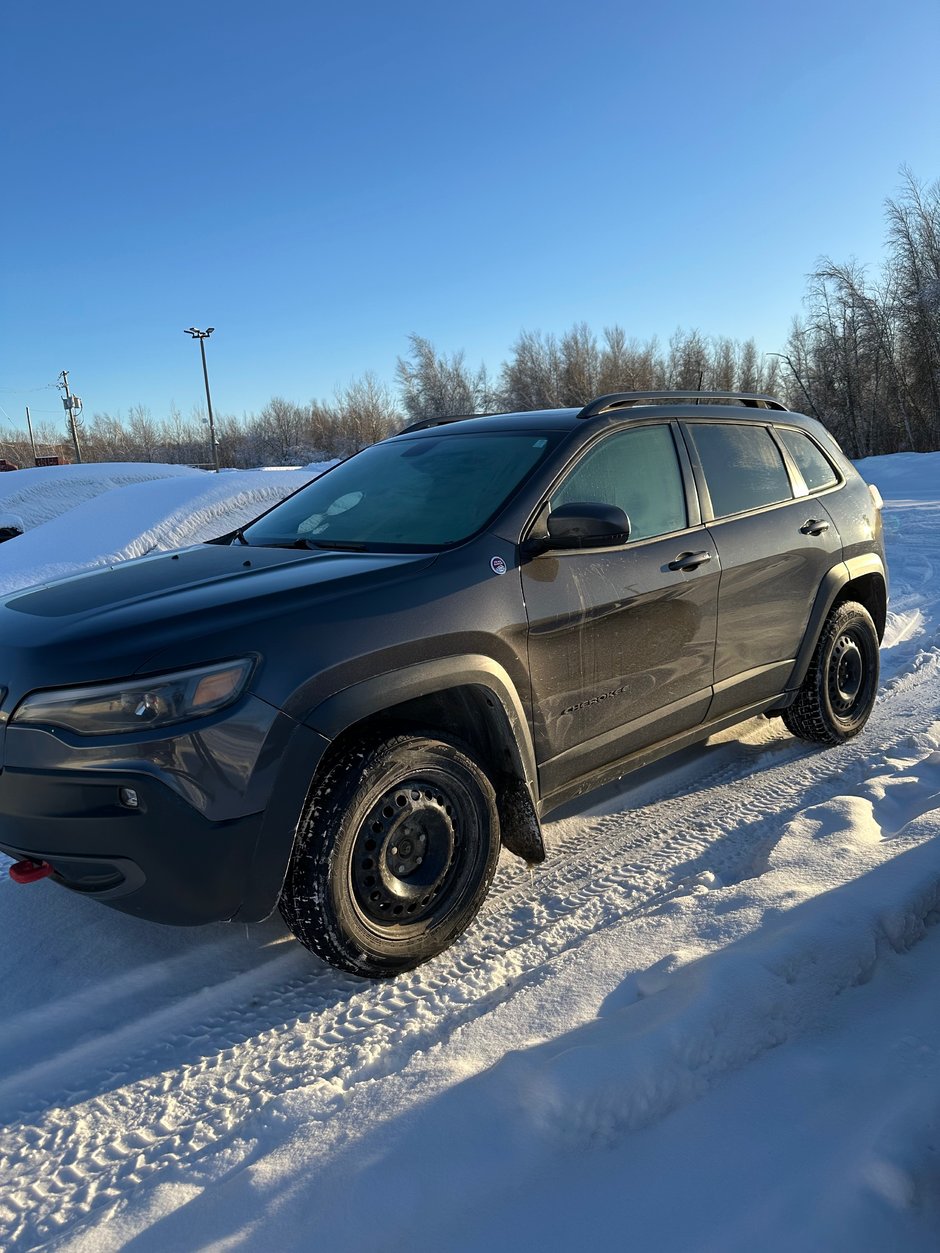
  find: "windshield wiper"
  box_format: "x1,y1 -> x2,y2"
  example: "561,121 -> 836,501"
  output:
299,538 -> 368,552
249,537 -> 369,552
204,527 -> 248,546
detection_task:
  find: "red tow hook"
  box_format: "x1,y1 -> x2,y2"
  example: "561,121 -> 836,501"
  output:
9,858 -> 54,885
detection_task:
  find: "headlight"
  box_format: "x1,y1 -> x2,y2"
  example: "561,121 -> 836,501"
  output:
10,659 -> 255,736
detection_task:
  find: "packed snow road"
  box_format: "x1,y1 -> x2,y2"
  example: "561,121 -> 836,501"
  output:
1,454 -> 940,1251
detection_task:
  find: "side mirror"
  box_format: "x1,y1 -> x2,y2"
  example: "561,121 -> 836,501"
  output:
543,502 -> 631,550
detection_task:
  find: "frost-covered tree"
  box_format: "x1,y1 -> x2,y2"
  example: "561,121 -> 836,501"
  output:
499,329 -> 564,412
396,334 -> 491,421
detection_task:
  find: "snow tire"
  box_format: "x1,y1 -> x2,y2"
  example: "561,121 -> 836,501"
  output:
782,599 -> 879,745
279,734 -> 500,977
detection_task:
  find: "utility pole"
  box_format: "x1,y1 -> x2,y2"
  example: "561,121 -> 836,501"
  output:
184,327 -> 220,472
57,370 -> 84,463
24,406 -> 37,465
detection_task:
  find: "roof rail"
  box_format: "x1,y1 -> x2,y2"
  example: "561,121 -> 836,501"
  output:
577,391 -> 790,418
396,413 -> 495,435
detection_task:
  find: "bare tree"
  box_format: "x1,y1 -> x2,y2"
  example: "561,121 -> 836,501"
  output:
340,374 -> 402,448
396,334 -> 490,421
666,328 -> 710,390
499,329 -> 563,411
558,322 -> 600,405
885,169 -> 940,445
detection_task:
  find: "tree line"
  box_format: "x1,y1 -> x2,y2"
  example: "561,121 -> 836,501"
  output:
3,171 -> 937,468
784,169 -> 940,457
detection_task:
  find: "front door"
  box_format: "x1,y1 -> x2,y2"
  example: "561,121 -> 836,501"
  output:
522,423 -> 719,799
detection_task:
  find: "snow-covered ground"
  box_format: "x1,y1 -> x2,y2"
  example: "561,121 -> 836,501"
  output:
1,454 -> 939,1251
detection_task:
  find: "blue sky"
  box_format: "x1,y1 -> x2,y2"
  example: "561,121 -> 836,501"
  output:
2,0 -> 938,428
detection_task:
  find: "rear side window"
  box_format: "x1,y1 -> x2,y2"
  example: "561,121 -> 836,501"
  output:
688,423 -> 792,518
552,424 -> 687,541
776,427 -> 839,492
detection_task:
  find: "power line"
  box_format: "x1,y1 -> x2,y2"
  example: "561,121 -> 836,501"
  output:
0,384 -> 58,394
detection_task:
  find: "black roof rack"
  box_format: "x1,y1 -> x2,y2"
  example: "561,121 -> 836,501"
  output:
396,413 -> 496,435
577,391 -> 790,418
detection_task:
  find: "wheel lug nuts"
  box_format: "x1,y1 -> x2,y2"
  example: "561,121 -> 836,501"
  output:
391,846 -> 398,855
397,865 -> 406,874
416,856 -> 423,865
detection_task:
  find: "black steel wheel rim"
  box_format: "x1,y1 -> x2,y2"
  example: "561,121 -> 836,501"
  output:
828,627 -> 873,718
350,770 -> 481,933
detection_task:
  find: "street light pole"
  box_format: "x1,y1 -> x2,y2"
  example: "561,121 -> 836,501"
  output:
184,327 -> 220,472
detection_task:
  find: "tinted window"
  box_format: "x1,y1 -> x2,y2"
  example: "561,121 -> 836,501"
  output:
777,427 -> 839,492
243,431 -> 560,550
689,423 -> 792,517
552,425 -> 686,541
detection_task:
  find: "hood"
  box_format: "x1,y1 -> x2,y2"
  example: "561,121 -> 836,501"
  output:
0,543 -> 437,693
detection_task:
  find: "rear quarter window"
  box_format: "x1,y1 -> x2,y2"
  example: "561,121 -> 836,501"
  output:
776,427 -> 840,492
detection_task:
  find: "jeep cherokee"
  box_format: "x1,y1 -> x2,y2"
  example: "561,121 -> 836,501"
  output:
0,391 -> 887,976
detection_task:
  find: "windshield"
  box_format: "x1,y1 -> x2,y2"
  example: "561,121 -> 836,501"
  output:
242,430 -> 559,550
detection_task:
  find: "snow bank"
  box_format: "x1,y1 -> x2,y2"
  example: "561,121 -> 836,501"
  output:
0,462 -> 202,531
855,450 -> 940,501
0,464 -> 323,597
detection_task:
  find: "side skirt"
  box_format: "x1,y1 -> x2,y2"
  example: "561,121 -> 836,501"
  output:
538,696 -> 781,817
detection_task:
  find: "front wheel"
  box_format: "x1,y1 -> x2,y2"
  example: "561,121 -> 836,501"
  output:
783,600 -> 879,745
280,734 -> 500,977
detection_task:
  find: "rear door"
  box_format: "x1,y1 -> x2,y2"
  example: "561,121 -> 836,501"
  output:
680,420 -> 843,718
522,422 -> 719,798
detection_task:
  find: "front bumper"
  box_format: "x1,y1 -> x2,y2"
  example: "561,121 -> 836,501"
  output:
0,696 -> 330,926
0,769 -> 264,924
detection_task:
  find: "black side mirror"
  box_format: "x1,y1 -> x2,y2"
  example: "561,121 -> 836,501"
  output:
543,502 -> 631,550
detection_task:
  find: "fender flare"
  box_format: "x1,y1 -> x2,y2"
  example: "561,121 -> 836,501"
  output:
787,553 -> 887,693
236,655 -> 543,922
303,653 -> 539,795
306,656 -> 545,864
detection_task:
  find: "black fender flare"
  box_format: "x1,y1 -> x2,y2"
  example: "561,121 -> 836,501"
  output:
236,655 -> 544,922
304,654 -> 538,787
786,553 -> 887,694
306,655 -> 544,864
235,718 -> 332,922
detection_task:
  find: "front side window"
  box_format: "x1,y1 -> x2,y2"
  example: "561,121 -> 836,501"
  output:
242,431 -> 560,551
688,423 -> 792,518
776,427 -> 839,492
551,424 -> 687,541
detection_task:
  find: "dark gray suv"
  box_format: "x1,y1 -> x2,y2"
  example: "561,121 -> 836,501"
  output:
0,392 -> 887,976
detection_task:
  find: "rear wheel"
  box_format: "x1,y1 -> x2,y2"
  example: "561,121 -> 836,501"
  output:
783,600 -> 879,745
280,734 -> 500,977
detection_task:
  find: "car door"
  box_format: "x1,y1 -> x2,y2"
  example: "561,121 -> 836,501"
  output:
680,419 -> 844,718
522,422 -> 719,799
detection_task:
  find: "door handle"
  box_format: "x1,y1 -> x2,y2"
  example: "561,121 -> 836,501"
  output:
800,518 -> 830,536
668,550 -> 712,572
